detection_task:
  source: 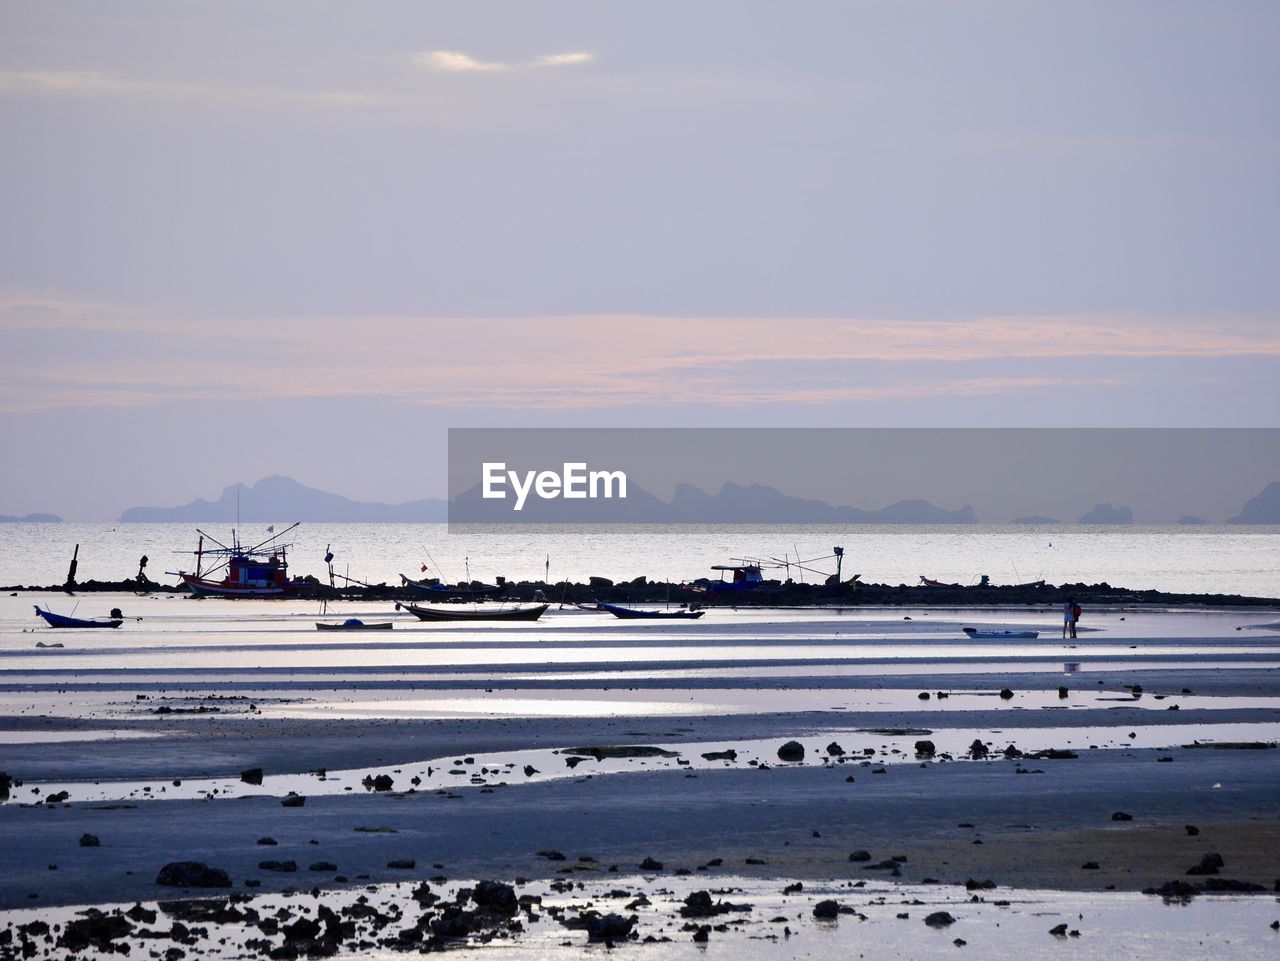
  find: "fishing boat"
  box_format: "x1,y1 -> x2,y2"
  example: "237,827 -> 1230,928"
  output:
34,605 -> 122,629
598,601 -> 704,620
396,602 -> 548,622
173,523 -> 307,597
963,627 -> 1040,639
919,576 -> 961,588
691,563 -> 766,594
315,618 -> 393,631
399,574 -> 504,598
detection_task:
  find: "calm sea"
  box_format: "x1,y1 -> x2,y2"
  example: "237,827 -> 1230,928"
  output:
0,523 -> 1277,597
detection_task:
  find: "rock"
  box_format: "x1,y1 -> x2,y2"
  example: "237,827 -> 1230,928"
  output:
59,914 -> 134,952
537,849 -> 567,861
0,772 -> 11,801
964,879 -> 995,890
918,692 -> 931,700
777,741 -> 805,762
701,750 -> 737,761
1186,853 -> 1225,876
1081,861 -> 1100,870
968,739 -> 989,759
1201,878 -> 1265,892
999,688 -> 1014,700
1111,811 -> 1133,821
239,768 -> 263,785
586,912 -> 635,942
812,900 -> 840,920
363,774 -> 394,791
257,860 -> 298,872
473,880 -> 518,915
691,924 -> 710,942
523,765 -> 538,776
826,742 -> 846,756
914,740 -> 936,758
1057,687 -> 1069,698
387,859 -> 416,869
1003,744 -> 1023,759
309,861 -> 338,872
257,837 -> 278,846
1185,825 -> 1200,836
1144,880 -> 1198,902
79,833 -> 101,848
924,911 -> 956,927
155,862 -> 232,888
281,793 -> 305,808
849,850 -> 872,862
639,856 -> 663,871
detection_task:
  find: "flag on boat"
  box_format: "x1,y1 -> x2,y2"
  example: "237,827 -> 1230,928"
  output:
267,525 -> 274,533
421,563 -> 428,572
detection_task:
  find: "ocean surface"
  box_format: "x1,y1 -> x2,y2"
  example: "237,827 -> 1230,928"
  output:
0,522 -> 1277,597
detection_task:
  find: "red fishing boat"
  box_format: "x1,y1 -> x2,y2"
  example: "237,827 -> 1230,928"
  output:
173,523 -> 306,597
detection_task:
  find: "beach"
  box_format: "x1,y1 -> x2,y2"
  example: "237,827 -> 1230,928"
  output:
1,593 -> 1277,957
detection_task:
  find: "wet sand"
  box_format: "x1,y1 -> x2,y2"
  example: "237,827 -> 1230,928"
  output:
1,595 -> 1277,956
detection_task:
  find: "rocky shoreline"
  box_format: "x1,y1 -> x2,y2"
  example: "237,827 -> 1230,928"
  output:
6,576 -> 1279,608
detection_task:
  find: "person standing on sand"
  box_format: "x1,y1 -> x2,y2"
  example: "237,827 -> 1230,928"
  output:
1063,597 -> 1076,639
1070,599 -> 1081,639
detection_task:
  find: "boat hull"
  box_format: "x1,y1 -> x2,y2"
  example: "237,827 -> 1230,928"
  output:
34,606 -> 122,629
600,602 -> 704,620
402,603 -> 548,622
962,627 -> 1040,639
315,621 -> 393,631
400,575 -> 504,598
181,574 -> 302,598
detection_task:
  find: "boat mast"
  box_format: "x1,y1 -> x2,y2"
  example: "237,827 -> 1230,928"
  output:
195,534 -> 204,578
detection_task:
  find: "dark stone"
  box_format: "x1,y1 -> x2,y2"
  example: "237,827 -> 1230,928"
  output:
523,765 -> 538,776
924,911 -> 956,927
257,860 -> 298,872
812,900 -> 840,920
825,742 -> 846,756
584,912 -> 635,942
239,768 -> 263,785
964,879 -> 995,890
281,793 -> 305,808
472,880 -> 518,915
1049,923 -> 1069,937
914,740 -> 936,758
968,739 -> 989,759
1111,811 -> 1133,821
1185,825 -> 1200,836
257,837 -> 277,845
639,856 -> 664,871
155,862 -> 232,888
701,750 -> 738,761
309,861 -> 338,872
999,688 -> 1014,700
1081,861 -> 1100,870
79,833 -> 101,848
364,774 -> 394,792
849,850 -> 872,862
387,859 -> 416,869
777,740 -> 805,762
537,850 -> 567,861
59,913 -> 134,952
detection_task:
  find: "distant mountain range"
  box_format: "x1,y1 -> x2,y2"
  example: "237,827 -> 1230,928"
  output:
112,477 -> 1280,525
119,476 -> 448,522
0,512 -> 61,523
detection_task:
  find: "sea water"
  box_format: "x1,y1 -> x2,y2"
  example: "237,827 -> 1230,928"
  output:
0,522 -> 1277,597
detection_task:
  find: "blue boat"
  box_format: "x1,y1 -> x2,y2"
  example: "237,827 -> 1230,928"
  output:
34,605 -> 123,629
962,627 -> 1039,639
599,601 -> 704,620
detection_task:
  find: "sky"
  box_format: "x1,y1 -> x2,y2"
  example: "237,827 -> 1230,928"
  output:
1,2 -> 1278,519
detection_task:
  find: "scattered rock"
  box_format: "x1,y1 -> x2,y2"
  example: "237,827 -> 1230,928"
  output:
925,911 -> 956,927
78,833 -> 100,848
999,688 -> 1014,700
386,859 -> 416,869
1111,811 -> 1133,821
639,856 -> 663,871
281,793 -> 305,808
155,862 -> 232,888
812,900 -> 841,920
777,741 -> 805,762
257,860 -> 298,872
914,740 -> 936,758
239,768 -> 263,785
701,750 -> 737,761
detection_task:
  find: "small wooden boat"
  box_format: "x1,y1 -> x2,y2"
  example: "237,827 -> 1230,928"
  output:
963,627 -> 1040,639
34,605 -> 122,629
315,619 -> 393,631
397,602 -> 548,622
174,524 -> 306,597
599,601 -> 704,620
919,576 -> 961,588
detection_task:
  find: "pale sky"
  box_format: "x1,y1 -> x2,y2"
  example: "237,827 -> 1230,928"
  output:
1,2 -> 1278,519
